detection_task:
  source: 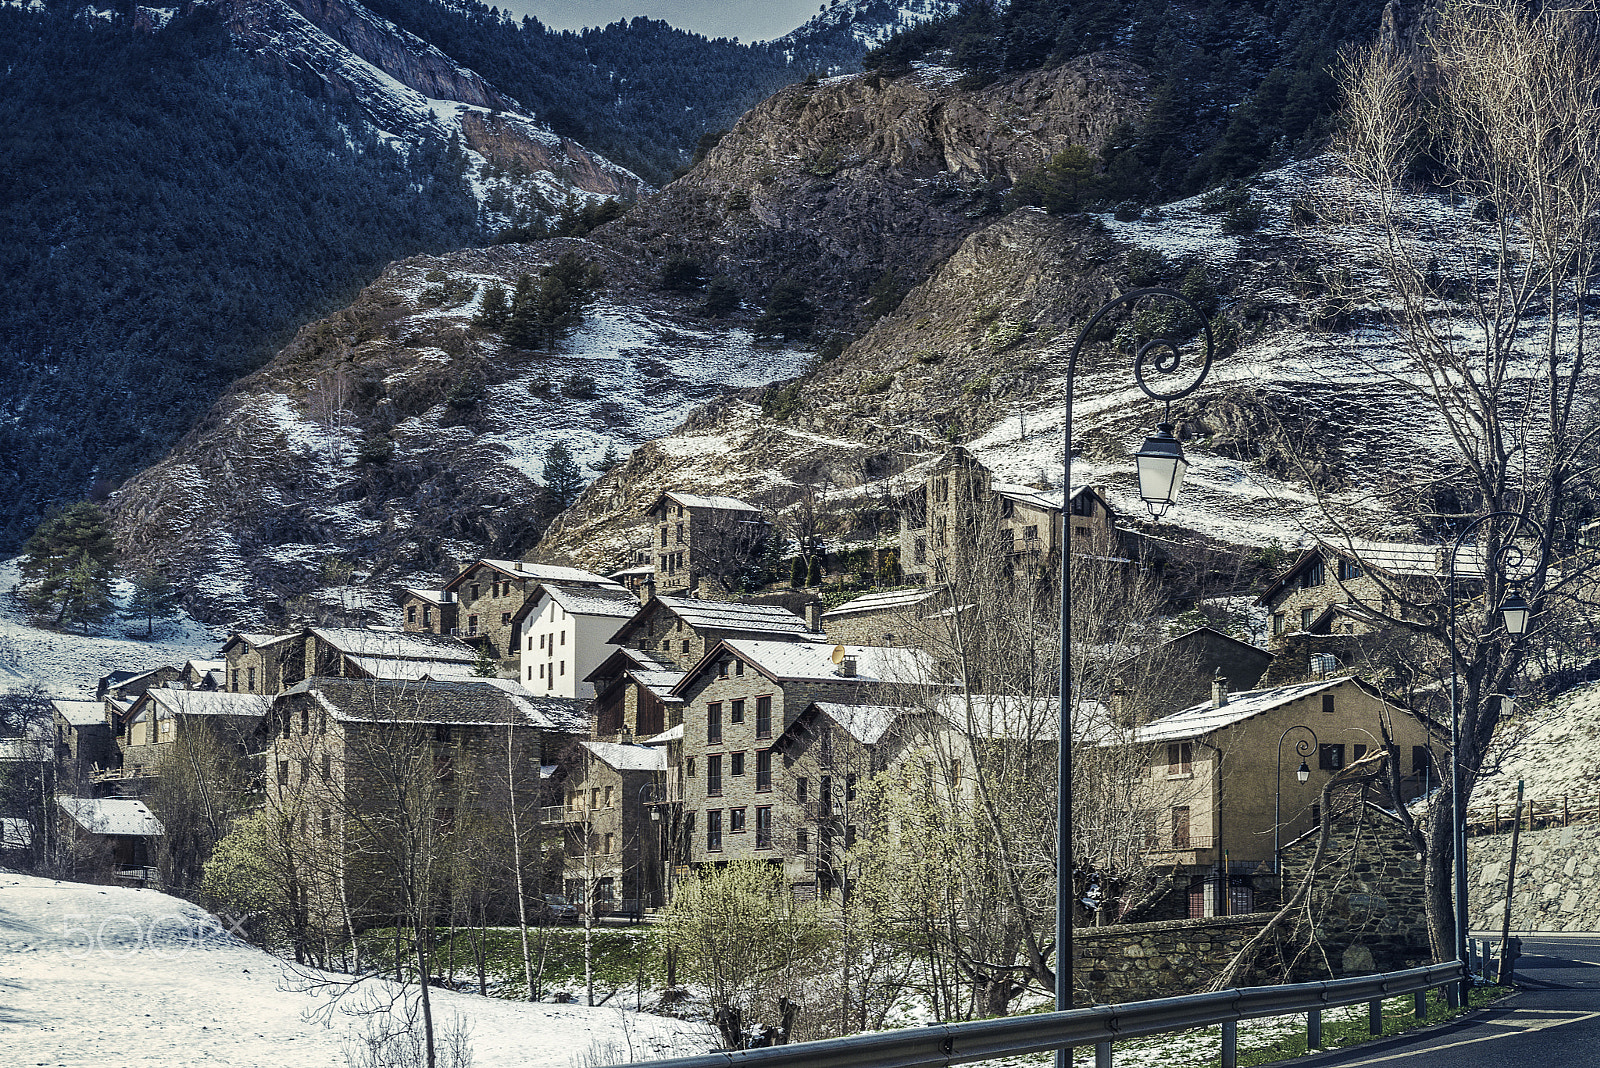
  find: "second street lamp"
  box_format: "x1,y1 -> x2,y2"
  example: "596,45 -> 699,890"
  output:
1446,510 -> 1542,1003
1056,288 -> 1216,1051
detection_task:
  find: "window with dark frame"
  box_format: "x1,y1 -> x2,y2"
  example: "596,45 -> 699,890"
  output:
707,810 -> 722,851
730,808 -> 746,833
756,696 -> 772,738
1167,741 -> 1193,775
797,777 -> 809,803
755,806 -> 772,847
1172,806 -> 1191,849
731,751 -> 745,776
1318,744 -> 1346,770
707,703 -> 722,744
756,750 -> 772,791
730,699 -> 745,723
707,754 -> 722,796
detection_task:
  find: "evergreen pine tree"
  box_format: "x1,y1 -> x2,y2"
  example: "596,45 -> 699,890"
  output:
790,556 -> 805,588
806,557 -> 823,587
19,502 -> 116,630
542,442 -> 585,511
472,645 -> 499,678
588,443 -> 622,474
700,276 -> 741,317
124,568 -> 182,638
755,277 -> 816,339
473,283 -> 511,331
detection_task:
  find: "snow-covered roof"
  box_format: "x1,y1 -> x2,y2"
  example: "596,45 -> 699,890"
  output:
141,690 -> 269,720
582,647 -> 687,700
447,559 -> 612,590
348,656 -> 480,682
1135,678 -> 1347,744
642,723 -> 683,745
309,627 -> 478,663
631,596 -> 817,640
59,797 -> 163,837
807,703 -> 913,746
402,588 -> 454,606
227,631 -> 299,651
609,565 -> 655,578
533,583 -> 639,619
183,659 -> 225,674
648,491 -> 762,515
823,587 -> 941,619
288,677 -> 584,731
991,481 -> 1060,512
705,639 -> 935,688
52,699 -> 108,728
581,740 -> 667,773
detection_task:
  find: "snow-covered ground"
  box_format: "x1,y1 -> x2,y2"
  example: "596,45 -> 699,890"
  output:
0,871 -> 711,1068
0,560 -> 225,698
1474,680 -> 1600,813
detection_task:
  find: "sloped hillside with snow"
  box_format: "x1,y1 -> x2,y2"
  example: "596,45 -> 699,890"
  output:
0,871 -> 709,1068
1474,681 -> 1600,813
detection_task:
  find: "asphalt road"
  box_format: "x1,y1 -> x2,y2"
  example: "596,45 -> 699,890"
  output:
1285,934 -> 1600,1067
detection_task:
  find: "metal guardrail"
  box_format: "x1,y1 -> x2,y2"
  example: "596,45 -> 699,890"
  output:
618,960 -> 1467,1068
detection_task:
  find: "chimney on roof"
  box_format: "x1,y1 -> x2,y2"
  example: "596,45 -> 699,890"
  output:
515,560 -> 524,571
838,655 -> 858,678
1110,677 -> 1129,727
1211,669 -> 1228,708
805,601 -> 823,634
640,575 -> 656,606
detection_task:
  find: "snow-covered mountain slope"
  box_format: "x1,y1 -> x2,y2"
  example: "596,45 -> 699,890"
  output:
774,0 -> 956,51
0,561 -> 224,697
219,0 -> 645,202
109,239 -> 815,624
0,871 -> 708,1067
1474,680 -> 1600,813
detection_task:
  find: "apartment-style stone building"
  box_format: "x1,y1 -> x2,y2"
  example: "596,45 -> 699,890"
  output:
644,491 -> 768,594
553,740 -> 671,915
669,638 -> 938,885
437,559 -> 616,667
898,449 -> 1118,585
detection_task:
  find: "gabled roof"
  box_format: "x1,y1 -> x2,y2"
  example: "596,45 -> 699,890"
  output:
346,656 -> 481,682
1257,540 -> 1451,605
512,582 -> 639,625
1117,626 -> 1273,668
800,702 -> 917,746
442,559 -> 613,592
581,740 -> 668,773
583,646 -> 686,701
609,596 -> 817,647
219,631 -> 299,655
1135,678 -> 1354,744
52,699 -> 108,728
641,723 -> 683,745
1305,602 -> 1380,635
822,586 -> 943,620
645,490 -> 762,516
134,689 -> 270,720
308,627 -> 478,663
59,797 -> 163,837
402,588 -> 454,606
674,639 -> 936,694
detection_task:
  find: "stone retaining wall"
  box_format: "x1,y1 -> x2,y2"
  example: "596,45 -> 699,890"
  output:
1075,915 -> 1269,1002
1467,821 -> 1600,932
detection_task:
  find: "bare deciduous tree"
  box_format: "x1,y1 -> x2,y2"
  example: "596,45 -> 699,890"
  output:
1331,0 -> 1600,957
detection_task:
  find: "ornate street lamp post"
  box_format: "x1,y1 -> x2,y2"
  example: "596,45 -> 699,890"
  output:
1446,510 -> 1540,1001
1275,724 -> 1318,876
1057,289 -> 1215,1042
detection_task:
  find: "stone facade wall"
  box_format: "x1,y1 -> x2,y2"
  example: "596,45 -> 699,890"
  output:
1467,821 -> 1600,932
1075,915 -> 1269,1002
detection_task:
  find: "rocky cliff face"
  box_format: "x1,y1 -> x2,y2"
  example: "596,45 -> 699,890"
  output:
216,0 -> 644,199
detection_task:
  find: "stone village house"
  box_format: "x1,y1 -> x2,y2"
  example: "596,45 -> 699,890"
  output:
110,689 -> 270,784
1122,674 -> 1441,918
667,638 -> 939,893
221,627 -> 482,696
552,739 -> 670,914
897,449 -> 1120,586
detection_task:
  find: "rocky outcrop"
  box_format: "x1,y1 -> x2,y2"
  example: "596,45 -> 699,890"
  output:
458,112 -> 642,199
597,57 -> 1152,324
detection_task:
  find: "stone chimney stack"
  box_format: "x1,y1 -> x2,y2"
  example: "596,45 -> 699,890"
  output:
1110,677 -> 1129,727
640,575 -> 656,606
805,600 -> 823,634
1211,668 -> 1229,708
838,655 -> 858,678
